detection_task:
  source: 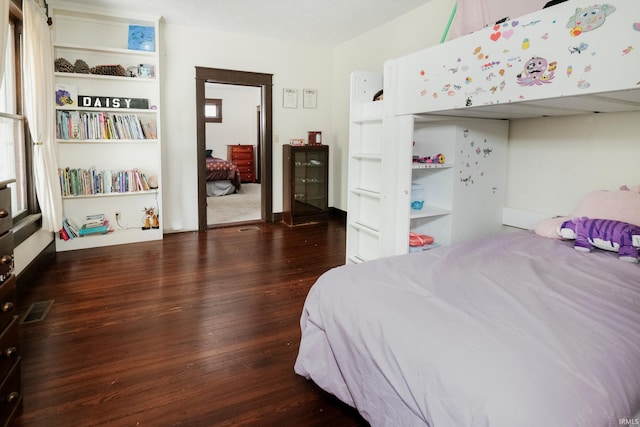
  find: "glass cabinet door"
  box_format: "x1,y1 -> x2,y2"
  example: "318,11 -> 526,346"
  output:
293,148 -> 327,214
283,144 -> 328,225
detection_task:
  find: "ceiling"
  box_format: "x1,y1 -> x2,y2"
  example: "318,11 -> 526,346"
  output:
71,0 -> 434,47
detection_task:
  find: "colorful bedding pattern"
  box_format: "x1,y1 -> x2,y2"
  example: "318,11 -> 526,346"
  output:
206,157 -> 241,191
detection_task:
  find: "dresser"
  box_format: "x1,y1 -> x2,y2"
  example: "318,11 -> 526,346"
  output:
227,145 -> 255,183
0,181 -> 21,425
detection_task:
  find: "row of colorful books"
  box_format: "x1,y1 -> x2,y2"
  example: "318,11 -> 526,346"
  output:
56,110 -> 157,141
60,214 -> 112,240
58,167 -> 153,197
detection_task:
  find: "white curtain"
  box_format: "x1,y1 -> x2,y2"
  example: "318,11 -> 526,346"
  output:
23,0 -> 62,232
0,0 -> 8,81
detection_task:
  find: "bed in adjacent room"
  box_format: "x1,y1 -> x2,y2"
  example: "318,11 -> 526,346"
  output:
205,151 -> 242,196
294,188 -> 640,426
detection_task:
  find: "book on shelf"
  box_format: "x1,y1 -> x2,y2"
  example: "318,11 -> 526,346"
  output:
60,217 -> 82,240
84,213 -> 106,226
77,214 -> 111,236
66,218 -> 80,236
78,220 -> 111,236
138,64 -> 154,78
127,25 -> 155,52
56,111 -> 155,141
58,167 -> 154,197
59,226 -> 70,241
55,83 -> 78,107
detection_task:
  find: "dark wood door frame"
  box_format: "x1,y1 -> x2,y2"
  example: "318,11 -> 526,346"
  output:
196,67 -> 273,231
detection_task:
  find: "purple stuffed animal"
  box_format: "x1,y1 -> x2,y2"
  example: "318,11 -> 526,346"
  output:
559,217 -> 640,263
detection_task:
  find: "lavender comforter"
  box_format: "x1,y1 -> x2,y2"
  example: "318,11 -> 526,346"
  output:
294,231 -> 640,426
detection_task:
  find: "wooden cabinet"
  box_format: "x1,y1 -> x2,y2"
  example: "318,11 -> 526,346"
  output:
282,145 -> 329,226
227,145 -> 255,183
51,3 -> 163,251
0,182 -> 22,426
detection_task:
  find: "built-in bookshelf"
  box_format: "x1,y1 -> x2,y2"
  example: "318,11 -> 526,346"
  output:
50,1 -> 163,251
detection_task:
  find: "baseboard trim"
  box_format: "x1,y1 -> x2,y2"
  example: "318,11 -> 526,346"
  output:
329,207 -> 347,224
271,209 -> 345,225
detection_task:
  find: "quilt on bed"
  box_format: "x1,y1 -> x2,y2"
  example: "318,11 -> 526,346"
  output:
294,231 -> 640,426
206,157 -> 241,190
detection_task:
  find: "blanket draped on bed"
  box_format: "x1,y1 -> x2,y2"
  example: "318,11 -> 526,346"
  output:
294,231 -> 640,426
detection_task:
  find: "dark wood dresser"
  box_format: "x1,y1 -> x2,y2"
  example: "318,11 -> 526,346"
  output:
0,181 -> 21,425
227,145 -> 255,183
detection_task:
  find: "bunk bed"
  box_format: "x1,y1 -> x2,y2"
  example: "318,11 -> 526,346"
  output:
391,0 -> 640,119
295,0 -> 640,425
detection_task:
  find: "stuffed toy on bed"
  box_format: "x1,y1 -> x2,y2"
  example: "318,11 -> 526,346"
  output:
559,217 -> 640,263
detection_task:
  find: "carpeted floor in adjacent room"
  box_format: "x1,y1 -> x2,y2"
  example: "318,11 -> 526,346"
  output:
207,183 -> 261,225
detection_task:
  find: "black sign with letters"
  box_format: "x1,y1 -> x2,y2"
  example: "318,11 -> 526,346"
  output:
78,95 -> 149,109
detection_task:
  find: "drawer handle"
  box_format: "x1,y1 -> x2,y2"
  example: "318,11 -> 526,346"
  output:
4,347 -> 17,358
0,209 -> 7,219
0,255 -> 11,265
2,302 -> 13,312
6,391 -> 20,403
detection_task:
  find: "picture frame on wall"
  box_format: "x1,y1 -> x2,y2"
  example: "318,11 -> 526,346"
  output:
283,88 -> 297,108
128,25 -> 155,52
303,89 -> 317,109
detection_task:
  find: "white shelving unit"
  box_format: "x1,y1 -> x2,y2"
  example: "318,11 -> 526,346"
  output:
346,72 -> 385,264
346,71 -> 509,262
50,1 -> 163,252
404,118 -> 509,248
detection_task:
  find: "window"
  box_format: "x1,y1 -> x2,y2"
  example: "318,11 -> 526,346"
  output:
204,98 -> 222,123
1,4 -> 39,241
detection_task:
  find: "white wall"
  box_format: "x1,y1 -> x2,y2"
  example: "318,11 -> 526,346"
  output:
160,25 -> 334,231
16,0 -> 640,273
506,111 -> 640,216
205,84 -> 260,160
330,0 -> 457,211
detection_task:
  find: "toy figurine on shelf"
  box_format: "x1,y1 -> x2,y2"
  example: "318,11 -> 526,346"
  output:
417,153 -> 446,164
142,207 -> 159,230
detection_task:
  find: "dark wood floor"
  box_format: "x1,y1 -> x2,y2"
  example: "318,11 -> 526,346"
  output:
15,219 -> 369,426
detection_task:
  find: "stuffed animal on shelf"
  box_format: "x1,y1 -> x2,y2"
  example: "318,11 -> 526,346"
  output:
417,153 -> 446,164
142,207 -> 160,230
558,217 -> 640,263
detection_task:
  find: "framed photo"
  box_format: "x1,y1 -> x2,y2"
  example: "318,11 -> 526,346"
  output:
283,88 -> 297,109
303,89 -> 317,109
139,64 -> 154,78
55,83 -> 78,107
128,25 -> 155,52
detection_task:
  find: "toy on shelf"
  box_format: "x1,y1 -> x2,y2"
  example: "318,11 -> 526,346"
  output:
415,153 -> 446,164
142,207 -> 159,230
409,232 -> 440,253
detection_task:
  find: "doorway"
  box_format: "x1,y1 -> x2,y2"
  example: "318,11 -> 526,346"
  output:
195,67 -> 273,231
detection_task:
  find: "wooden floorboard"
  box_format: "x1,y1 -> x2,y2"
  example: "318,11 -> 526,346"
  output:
15,219 -> 369,427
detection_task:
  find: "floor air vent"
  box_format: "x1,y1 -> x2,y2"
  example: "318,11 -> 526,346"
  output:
21,300 -> 54,324
237,226 -> 260,232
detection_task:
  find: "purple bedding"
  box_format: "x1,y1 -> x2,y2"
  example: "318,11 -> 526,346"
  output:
295,231 -> 640,426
